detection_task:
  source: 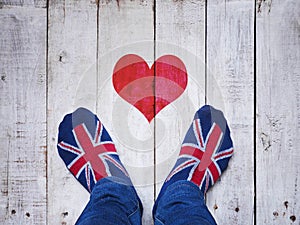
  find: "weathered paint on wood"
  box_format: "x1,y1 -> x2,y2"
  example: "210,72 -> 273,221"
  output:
0,0 -> 300,224
47,1 -> 98,224
0,6 -> 47,224
206,0 -> 255,223
0,0 -> 46,8
97,1 -> 155,224
256,0 -> 300,224
155,0 -> 206,198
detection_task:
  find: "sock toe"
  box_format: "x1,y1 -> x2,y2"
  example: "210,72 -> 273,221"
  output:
57,107 -> 131,192
164,105 -> 234,194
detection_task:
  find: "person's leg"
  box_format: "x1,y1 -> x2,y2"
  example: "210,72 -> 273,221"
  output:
153,105 -> 234,225
57,108 -> 142,225
153,180 -> 216,225
75,177 -> 142,225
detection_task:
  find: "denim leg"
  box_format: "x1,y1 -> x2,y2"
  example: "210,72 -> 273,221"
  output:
153,180 -> 217,225
76,177 -> 143,225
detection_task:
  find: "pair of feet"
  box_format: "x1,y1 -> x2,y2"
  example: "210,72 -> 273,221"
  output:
57,105 -> 234,195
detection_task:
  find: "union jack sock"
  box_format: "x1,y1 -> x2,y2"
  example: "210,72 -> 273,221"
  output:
163,105 -> 234,194
57,107 -> 131,192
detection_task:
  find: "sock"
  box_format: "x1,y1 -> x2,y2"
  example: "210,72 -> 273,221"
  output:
57,107 -> 131,192
162,105 -> 234,195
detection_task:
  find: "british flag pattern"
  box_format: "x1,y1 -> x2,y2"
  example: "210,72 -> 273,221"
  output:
165,105 -> 234,194
57,108 -> 130,192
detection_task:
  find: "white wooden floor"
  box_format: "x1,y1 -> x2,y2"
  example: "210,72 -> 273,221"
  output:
0,0 -> 300,224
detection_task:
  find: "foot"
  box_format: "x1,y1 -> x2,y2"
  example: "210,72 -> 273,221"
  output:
57,107 -> 131,192
165,105 -> 234,194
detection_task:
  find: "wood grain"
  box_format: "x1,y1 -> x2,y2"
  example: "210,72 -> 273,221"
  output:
47,1 -> 98,224
206,0 -> 255,224
256,0 -> 300,224
0,0 -> 299,224
0,0 -> 46,8
0,7 -> 47,224
97,1 -> 155,224
155,0 -> 206,199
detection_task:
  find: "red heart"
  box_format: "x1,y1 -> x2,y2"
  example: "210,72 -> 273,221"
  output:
113,54 -> 188,122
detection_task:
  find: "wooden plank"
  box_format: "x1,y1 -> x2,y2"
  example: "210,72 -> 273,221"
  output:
0,7 -> 47,224
256,0 -> 300,224
205,0 -> 255,223
155,0 -> 206,197
97,1 -> 154,224
47,1 -> 98,224
0,0 -> 46,8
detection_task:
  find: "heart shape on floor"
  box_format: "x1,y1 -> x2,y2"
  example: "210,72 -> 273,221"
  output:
113,54 -> 188,122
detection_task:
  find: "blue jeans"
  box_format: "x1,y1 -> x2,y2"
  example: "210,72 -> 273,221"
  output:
76,178 -> 217,225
